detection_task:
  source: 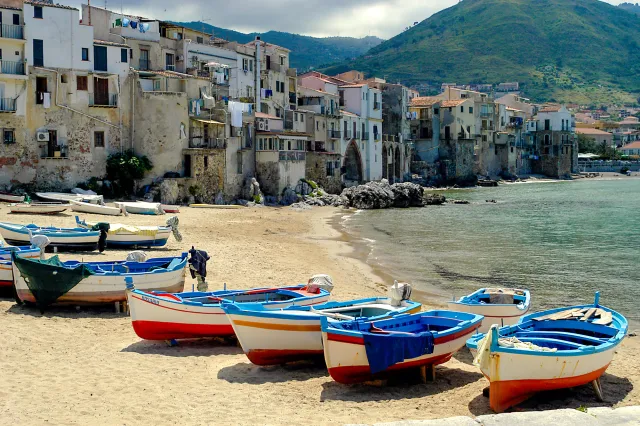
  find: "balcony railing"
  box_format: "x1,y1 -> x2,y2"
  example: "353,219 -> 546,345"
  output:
373,101 -> 381,110
189,137 -> 226,149
0,60 -> 25,75
0,98 -> 16,112
353,131 -> 361,140
327,130 -> 341,139
279,151 -> 305,161
362,131 -> 370,140
374,133 -> 381,141
139,59 -> 150,71
89,93 -> 118,107
266,61 -> 282,72
480,111 -> 492,117
166,64 -> 175,71
289,92 -> 296,104
1,24 -> 24,40
344,131 -> 352,140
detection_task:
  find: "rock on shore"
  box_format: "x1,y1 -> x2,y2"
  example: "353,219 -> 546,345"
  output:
340,180 -> 424,209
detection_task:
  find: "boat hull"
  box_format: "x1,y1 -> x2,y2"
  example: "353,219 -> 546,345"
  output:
70,201 -> 122,216
128,290 -> 330,341
9,205 -> 68,214
322,323 -> 478,384
0,194 -> 25,203
447,302 -> 528,333
0,248 -> 41,287
0,223 -> 100,251
12,262 -> 186,304
226,301 -> 422,366
115,202 -> 163,215
36,192 -> 103,204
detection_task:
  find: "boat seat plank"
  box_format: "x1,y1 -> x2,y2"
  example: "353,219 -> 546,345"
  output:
532,319 -> 618,337
581,308 -> 597,322
515,337 -> 586,349
515,331 -> 606,345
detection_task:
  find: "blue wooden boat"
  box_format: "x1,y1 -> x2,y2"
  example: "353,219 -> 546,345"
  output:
0,245 -> 41,288
466,292 -> 628,413
0,222 -> 103,251
447,288 -> 531,332
321,310 -> 483,384
223,297 -> 422,365
75,216 -> 175,248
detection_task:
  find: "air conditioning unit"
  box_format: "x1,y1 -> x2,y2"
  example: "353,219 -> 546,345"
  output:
36,131 -> 49,142
264,121 -> 269,131
177,55 -> 184,61
257,121 -> 266,131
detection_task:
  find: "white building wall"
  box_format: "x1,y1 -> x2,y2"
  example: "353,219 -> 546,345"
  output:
342,87 -> 363,116
536,108 -> 571,131
103,45 -> 130,76
236,52 -> 255,99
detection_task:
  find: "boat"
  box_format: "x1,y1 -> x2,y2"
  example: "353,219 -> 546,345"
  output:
189,204 -> 244,209
36,192 -> 103,204
0,246 -> 41,288
160,204 -> 180,213
447,288 -> 531,333
9,203 -> 68,215
0,192 -> 25,203
0,222 -> 102,251
12,253 -> 188,307
115,201 -> 164,215
127,283 -> 332,341
321,310 -> 483,384
69,200 -> 123,216
75,216 -> 178,248
466,292 -> 628,413
224,296 -> 422,366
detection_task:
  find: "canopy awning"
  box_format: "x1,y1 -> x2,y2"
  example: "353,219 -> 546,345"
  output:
190,118 -> 225,125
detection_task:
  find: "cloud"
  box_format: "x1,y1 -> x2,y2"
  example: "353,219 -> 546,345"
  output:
59,0 -> 627,39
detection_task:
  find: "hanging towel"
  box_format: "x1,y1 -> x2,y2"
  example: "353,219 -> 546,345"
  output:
362,330 -> 434,374
260,88 -> 266,99
228,101 -> 243,128
43,92 -> 51,109
195,101 -> 200,116
130,21 -> 138,29
122,18 -> 130,27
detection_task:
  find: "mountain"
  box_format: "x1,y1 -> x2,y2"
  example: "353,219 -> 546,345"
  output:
322,0 -> 640,105
174,22 -> 383,71
619,2 -> 640,15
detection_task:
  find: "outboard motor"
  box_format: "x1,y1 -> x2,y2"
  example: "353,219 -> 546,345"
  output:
307,274 -> 334,294
388,280 -> 412,306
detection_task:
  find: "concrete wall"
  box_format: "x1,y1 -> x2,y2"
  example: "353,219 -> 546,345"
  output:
278,158 -> 305,193
256,150 -> 279,196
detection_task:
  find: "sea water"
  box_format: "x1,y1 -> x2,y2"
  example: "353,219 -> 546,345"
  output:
342,178 -> 640,322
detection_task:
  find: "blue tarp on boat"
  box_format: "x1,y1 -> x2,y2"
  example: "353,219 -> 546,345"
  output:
362,330 -> 434,374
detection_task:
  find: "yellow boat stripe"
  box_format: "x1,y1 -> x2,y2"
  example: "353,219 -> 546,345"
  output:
233,319 -> 321,332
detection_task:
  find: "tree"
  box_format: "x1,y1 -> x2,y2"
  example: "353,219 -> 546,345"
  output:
577,133 -> 599,153
106,150 -> 153,196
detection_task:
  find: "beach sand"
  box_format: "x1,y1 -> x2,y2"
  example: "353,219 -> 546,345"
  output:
0,205 -> 638,425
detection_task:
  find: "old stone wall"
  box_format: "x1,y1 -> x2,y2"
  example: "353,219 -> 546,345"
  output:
532,131 -> 574,178
256,151 -> 279,196
305,152 -> 342,194
183,148 -> 225,202
224,135 -> 255,201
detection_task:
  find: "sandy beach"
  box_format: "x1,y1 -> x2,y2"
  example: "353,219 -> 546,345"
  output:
0,204 -> 638,425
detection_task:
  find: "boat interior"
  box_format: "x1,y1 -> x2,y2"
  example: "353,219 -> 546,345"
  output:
332,311 -> 475,334
61,256 -> 184,273
460,288 -> 528,306
149,286 -> 311,305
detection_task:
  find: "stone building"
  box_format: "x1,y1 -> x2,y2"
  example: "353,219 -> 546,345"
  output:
528,105 -> 576,177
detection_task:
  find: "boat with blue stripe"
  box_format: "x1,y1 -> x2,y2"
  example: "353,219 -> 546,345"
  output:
0,222 -> 103,251
466,292 -> 628,413
0,245 -> 41,288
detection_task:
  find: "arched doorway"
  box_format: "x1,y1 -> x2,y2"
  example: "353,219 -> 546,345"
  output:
382,143 -> 388,181
394,146 -> 401,181
343,140 -> 363,183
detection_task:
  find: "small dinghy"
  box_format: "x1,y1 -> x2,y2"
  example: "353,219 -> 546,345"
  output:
321,310 -> 483,384
0,192 -> 25,203
466,292 -> 628,413
159,204 -> 180,213
447,288 -> 531,332
12,252 -> 188,308
36,192 -> 103,204
224,281 -> 421,365
9,203 -> 68,215
127,282 -> 332,341
0,222 -> 104,251
0,245 -> 41,288
69,200 -> 123,216
75,216 -> 180,248
115,201 -> 164,215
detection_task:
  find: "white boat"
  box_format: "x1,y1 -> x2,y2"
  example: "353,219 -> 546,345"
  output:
466,293 -> 627,413
75,216 -> 176,248
69,200 -> 122,216
0,192 -> 25,203
13,253 -> 188,306
9,203 -> 68,215
0,246 -> 41,288
189,204 -> 244,209
0,222 -> 101,251
447,288 -> 531,333
224,297 -> 422,366
115,201 -> 164,215
36,192 -> 104,204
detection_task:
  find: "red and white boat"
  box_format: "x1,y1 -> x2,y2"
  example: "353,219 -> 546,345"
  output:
321,310 -> 483,384
127,284 -> 331,341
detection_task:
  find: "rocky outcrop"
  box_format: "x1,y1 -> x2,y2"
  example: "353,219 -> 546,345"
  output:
391,182 -> 424,208
424,193 -> 446,205
339,180 -> 424,210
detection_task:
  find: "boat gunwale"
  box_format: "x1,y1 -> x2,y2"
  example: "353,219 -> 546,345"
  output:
451,288 -> 531,309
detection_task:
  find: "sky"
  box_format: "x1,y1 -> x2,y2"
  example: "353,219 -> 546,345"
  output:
59,0 -> 628,39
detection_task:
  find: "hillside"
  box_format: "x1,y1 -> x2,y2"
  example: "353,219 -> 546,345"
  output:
322,0 -> 640,105
175,22 -> 383,71
619,2 -> 640,15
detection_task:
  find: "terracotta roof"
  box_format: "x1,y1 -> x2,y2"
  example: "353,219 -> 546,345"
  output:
341,84 -> 367,88
539,105 -> 562,112
298,86 -> 338,97
136,69 -> 208,81
441,99 -> 467,108
255,112 -> 281,120
575,128 -> 612,136
25,0 -> 78,11
620,141 -> 640,150
341,110 -> 360,118
411,97 -> 440,107
0,5 -> 22,11
620,119 -> 640,125
94,39 -> 130,48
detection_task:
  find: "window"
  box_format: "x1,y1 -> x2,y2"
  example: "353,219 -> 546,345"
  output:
460,106 -> 464,113
294,112 -> 298,122
544,134 -> 551,145
268,138 -> 273,150
121,48 -> 128,63
316,121 -> 319,131
13,14 -> 19,25
166,53 -> 175,71
33,39 -> 44,67
300,114 -> 304,123
237,152 -> 243,174
184,154 -> 192,177
280,56 -> 284,65
82,48 -> 89,61
297,140 -> 304,150
60,74 -> 67,83
510,147 -> 514,153
3,129 -> 15,144
242,58 -> 248,71
544,119 -> 550,131
288,141 -> 291,150
249,60 -> 253,72
197,36 -> 203,44
275,81 -> 279,92
94,46 -> 107,71
34,6 -> 43,19
204,156 -> 209,169
35,76 -> 47,104
279,140 -> 284,150
469,106 -> 473,114
326,160 -> 334,177
139,49 -> 150,70
94,131 -> 105,148
434,108 -> 439,115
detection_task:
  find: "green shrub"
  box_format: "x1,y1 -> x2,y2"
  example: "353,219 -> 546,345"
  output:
106,150 -> 153,196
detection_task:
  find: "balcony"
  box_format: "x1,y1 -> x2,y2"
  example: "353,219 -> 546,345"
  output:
353,131 -> 361,140
286,68 -> 297,77
327,130 -> 341,139
0,98 -> 16,112
344,130 -> 352,140
0,60 -> 25,75
139,59 -> 150,71
373,101 -> 381,110
89,93 -> 118,107
480,110 -> 493,117
189,137 -> 226,149
0,24 -> 24,40
266,61 -> 282,73
289,92 -> 296,104
374,133 -> 381,141
166,64 -> 175,71
362,131 -> 370,140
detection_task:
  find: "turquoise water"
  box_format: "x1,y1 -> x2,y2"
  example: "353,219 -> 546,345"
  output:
342,178 -> 640,322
